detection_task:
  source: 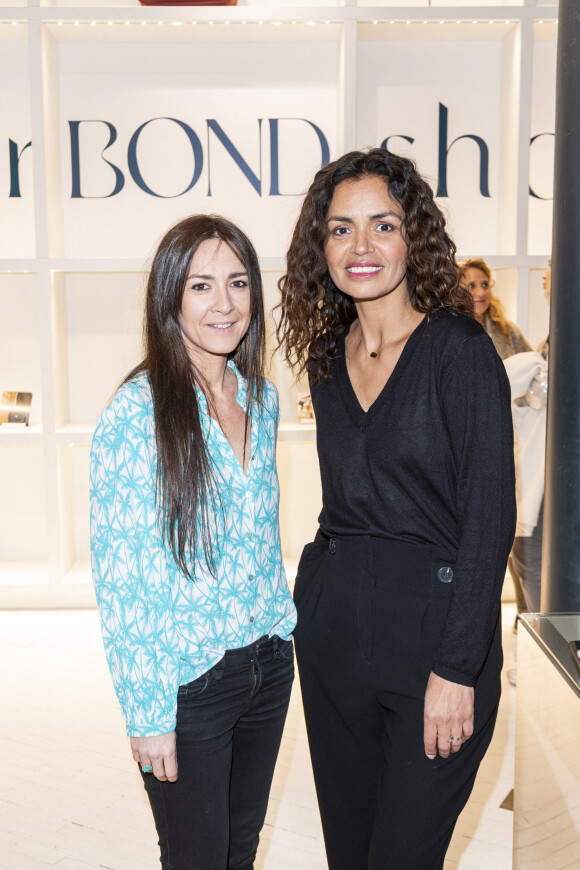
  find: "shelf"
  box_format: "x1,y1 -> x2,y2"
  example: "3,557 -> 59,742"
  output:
0,273 -> 43,427
279,421 -> 316,441
44,19 -> 344,44
0,446 -> 47,564
0,562 -> 50,586
0,425 -> 44,445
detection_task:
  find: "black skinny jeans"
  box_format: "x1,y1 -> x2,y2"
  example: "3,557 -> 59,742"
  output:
294,534 -> 502,870
141,635 -> 294,870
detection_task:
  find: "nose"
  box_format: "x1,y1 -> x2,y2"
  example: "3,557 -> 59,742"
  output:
350,226 -> 373,255
213,285 -> 235,313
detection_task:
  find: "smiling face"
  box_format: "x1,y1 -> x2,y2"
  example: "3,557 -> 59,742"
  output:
463,267 -> 492,319
324,175 -> 408,303
178,238 -> 252,368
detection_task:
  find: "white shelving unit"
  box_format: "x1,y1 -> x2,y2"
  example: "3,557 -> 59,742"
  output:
0,0 -> 558,606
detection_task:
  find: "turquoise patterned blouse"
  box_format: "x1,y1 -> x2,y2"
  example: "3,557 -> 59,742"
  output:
90,364 -> 297,737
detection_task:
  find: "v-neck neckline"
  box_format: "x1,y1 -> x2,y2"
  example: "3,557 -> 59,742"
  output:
198,363 -> 254,478
335,314 -> 427,428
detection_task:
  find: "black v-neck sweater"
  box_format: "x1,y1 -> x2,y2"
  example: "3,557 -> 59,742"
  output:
310,310 -> 516,686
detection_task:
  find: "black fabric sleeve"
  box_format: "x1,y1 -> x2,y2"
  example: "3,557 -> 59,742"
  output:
432,334 -> 516,686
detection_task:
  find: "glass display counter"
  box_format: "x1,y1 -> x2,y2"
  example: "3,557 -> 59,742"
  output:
514,614 -> 580,869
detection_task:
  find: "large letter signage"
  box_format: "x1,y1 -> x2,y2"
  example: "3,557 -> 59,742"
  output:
268,118 -> 330,195
8,139 -> 31,198
127,118 -> 203,198
69,120 -> 125,198
436,103 -> 490,198
206,119 -> 262,197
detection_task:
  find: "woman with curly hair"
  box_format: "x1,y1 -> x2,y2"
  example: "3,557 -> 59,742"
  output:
277,149 -> 516,870
460,257 -> 531,359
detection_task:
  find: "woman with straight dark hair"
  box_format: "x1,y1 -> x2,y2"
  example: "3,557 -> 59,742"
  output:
277,149 -> 516,870
90,214 -> 296,870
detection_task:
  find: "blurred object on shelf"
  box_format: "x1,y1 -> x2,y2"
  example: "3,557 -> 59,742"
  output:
139,1 -> 238,6
297,395 -> 314,423
0,391 -> 33,427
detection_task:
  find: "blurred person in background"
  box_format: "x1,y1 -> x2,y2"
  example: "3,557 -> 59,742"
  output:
504,258 -> 551,618
460,258 -> 532,360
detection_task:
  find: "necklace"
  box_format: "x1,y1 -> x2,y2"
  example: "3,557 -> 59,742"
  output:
357,308 -> 419,358
361,336 -> 385,358
357,323 -> 386,358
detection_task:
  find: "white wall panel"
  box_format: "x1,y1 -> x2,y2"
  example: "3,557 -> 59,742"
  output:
0,40 -> 35,258
358,39 -> 501,254
58,41 -> 338,258
528,39 -> 556,255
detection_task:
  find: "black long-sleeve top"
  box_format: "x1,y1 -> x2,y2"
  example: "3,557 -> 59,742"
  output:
310,310 -> 516,686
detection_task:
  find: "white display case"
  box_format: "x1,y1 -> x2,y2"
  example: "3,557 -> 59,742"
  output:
0,0 -> 558,605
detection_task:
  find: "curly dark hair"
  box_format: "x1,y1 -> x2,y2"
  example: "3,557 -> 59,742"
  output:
276,148 -> 473,382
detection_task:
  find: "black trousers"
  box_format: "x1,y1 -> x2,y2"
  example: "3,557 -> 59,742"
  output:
508,500 -> 543,614
294,534 -> 502,870
141,635 -> 294,870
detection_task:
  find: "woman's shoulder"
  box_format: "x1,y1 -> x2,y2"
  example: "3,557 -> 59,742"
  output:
507,319 -> 531,343
426,310 -> 502,384
97,373 -> 153,430
260,378 -> 280,418
426,309 -> 487,349
262,377 -> 278,401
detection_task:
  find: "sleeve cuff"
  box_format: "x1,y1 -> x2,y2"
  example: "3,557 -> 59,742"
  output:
125,715 -> 177,738
431,663 -> 475,688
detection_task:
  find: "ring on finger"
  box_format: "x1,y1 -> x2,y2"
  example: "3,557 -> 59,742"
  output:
450,736 -> 463,743
141,763 -> 153,773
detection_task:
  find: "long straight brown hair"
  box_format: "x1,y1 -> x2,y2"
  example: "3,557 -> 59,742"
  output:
125,215 -> 265,580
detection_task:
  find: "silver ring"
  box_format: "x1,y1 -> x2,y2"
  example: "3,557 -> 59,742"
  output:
450,737 -> 463,743
141,763 -> 153,773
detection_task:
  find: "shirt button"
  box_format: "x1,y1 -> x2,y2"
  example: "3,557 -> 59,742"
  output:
437,566 -> 453,583
250,616 -> 254,622
246,532 -> 253,540
248,574 -> 255,582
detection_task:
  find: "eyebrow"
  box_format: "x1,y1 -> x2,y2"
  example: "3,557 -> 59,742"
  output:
187,271 -> 248,280
326,211 -> 404,223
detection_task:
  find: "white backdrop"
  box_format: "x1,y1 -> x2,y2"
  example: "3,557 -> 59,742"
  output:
358,40 -> 501,254
0,33 -> 557,261
58,41 -> 338,258
0,42 -> 35,258
529,39 -> 557,255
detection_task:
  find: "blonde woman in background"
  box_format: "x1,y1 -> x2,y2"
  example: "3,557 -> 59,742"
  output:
461,258 -> 532,640
460,258 -> 531,359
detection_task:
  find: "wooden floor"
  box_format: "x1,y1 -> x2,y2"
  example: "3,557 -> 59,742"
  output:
0,603 -> 517,870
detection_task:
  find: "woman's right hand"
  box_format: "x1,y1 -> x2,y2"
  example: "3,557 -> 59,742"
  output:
130,731 -> 178,782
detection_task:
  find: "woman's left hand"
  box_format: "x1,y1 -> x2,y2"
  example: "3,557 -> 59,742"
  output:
423,672 -> 474,760
130,731 -> 178,781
